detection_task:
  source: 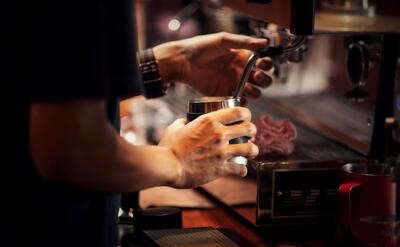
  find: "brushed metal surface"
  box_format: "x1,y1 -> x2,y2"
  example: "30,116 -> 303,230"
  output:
188,96 -> 240,113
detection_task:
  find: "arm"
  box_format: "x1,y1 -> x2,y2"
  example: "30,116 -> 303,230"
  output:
30,98 -> 258,192
30,33 -> 264,193
30,99 -> 180,193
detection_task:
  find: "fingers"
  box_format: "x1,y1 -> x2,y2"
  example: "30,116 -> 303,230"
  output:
243,57 -> 273,99
166,118 -> 187,132
245,70 -> 273,99
252,57 -> 273,88
243,83 -> 261,99
203,107 -> 251,125
224,142 -> 259,160
256,57 -> 273,71
251,70 -> 273,88
223,121 -> 257,140
218,32 -> 267,51
223,163 -> 248,178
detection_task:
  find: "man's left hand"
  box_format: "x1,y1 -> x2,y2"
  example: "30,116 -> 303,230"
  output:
153,32 -> 273,99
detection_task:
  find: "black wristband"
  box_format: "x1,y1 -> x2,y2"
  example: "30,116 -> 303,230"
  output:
138,48 -> 168,98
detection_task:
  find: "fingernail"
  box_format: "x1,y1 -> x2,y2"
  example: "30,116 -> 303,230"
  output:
252,125 -> 257,136
255,72 -> 272,87
251,144 -> 259,159
258,59 -> 273,71
241,167 -> 248,177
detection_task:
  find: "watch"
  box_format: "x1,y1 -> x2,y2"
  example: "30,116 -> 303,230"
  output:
138,48 -> 169,98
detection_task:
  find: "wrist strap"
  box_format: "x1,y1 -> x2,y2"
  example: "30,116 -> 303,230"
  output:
138,48 -> 168,98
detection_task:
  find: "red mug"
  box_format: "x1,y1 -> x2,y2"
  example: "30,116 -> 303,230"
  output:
338,163 -> 397,246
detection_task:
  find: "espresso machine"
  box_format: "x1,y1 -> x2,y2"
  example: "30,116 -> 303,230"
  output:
167,0 -> 400,241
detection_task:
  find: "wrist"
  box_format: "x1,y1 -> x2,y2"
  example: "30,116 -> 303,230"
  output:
161,146 -> 183,188
153,41 -> 190,84
138,48 -> 168,98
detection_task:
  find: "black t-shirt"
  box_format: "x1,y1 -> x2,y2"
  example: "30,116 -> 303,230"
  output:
5,1 -> 143,246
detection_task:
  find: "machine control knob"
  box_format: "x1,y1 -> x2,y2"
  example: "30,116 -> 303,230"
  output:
346,40 -> 370,101
347,40 -> 369,88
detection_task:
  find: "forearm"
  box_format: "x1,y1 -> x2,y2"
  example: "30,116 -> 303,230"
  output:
65,130 -> 180,192
30,99 -> 180,193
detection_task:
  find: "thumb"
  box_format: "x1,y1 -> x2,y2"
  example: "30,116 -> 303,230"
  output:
166,118 -> 187,132
219,32 -> 267,51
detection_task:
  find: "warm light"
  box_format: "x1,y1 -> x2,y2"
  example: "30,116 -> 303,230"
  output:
168,19 -> 181,31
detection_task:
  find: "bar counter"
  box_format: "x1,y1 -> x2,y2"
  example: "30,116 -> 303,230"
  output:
119,190 -> 334,247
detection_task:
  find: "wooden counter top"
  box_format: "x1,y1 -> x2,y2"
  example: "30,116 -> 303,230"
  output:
181,206 -> 333,247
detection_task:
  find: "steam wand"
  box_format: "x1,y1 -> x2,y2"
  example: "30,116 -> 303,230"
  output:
233,46 -> 284,98
233,51 -> 260,98
233,36 -> 306,99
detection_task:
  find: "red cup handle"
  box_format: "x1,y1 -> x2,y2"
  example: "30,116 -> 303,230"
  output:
338,182 -> 361,232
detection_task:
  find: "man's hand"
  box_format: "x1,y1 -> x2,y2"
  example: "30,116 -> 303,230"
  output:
153,32 -> 273,99
158,107 -> 258,189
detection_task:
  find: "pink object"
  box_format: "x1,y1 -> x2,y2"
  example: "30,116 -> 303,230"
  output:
254,114 -> 297,156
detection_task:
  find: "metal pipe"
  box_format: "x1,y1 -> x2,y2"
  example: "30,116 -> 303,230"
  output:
232,36 -> 306,99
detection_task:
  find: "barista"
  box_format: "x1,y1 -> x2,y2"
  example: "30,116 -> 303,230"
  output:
5,1 -> 272,246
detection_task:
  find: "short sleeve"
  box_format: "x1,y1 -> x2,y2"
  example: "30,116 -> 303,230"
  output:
18,0 -> 143,101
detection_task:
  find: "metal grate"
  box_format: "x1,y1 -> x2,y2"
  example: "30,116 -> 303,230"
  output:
143,227 -> 239,247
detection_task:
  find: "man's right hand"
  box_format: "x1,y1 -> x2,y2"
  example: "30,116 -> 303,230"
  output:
158,107 -> 258,189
